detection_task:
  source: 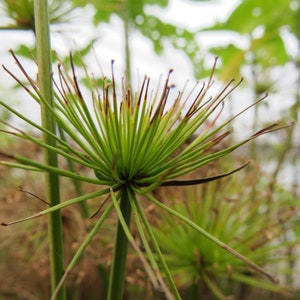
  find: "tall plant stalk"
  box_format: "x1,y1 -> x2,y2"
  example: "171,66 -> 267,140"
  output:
124,18 -> 132,89
105,13 -> 133,296
107,189 -> 132,300
33,1 -> 66,299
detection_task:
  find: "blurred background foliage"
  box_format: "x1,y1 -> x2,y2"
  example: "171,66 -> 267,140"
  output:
0,0 -> 300,299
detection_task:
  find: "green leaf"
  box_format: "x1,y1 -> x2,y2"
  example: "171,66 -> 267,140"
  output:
212,0 -> 293,34
65,38 -> 97,66
144,0 -> 169,6
69,0 -> 202,77
13,44 -> 36,59
249,32 -> 289,66
210,44 -> 245,80
201,0 -> 293,78
136,14 -> 202,76
71,0 -> 169,24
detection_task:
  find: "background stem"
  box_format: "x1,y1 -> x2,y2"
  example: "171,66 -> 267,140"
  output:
124,19 -> 131,89
33,1 -> 66,299
58,126 -> 89,218
107,188 -> 132,300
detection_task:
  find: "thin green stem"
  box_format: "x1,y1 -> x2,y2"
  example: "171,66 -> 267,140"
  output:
1,188 -> 112,226
133,195 -> 181,300
107,188 -> 132,300
124,19 -> 131,89
121,0 -> 131,90
129,196 -> 176,300
51,201 -> 115,300
58,126 -> 89,217
110,189 -> 164,293
33,1 -> 66,299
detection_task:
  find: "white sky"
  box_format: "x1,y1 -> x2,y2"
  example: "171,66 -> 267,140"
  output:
0,0 -> 240,78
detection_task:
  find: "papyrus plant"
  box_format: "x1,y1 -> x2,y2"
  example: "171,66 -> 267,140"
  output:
153,167 -> 299,299
0,53 -> 286,299
0,0 -> 75,30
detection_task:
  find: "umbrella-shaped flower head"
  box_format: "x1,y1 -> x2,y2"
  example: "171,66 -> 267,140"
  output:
0,52 -> 285,299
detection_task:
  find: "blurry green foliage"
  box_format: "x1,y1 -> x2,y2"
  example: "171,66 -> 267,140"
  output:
153,165 -> 300,298
201,0 -> 298,81
0,0 -> 75,30
71,0 -> 203,76
0,0 -> 204,79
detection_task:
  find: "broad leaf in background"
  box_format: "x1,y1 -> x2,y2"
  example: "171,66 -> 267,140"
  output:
201,0 -> 297,82
201,0 -> 300,218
